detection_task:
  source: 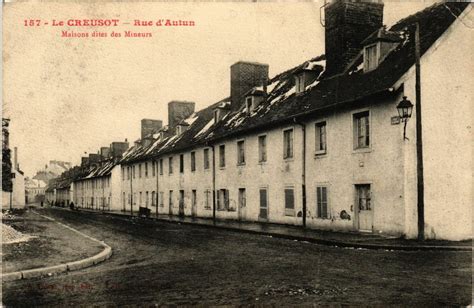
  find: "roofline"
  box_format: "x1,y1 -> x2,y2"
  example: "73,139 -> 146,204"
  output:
118,87 -> 400,164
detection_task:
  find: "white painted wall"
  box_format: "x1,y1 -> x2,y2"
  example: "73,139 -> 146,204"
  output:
402,7 -> 473,240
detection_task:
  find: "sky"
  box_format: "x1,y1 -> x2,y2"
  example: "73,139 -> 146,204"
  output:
3,1 -> 433,177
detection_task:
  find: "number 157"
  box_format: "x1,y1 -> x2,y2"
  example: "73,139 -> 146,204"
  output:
24,20 -> 40,26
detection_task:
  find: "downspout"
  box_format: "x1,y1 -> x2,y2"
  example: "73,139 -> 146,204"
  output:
130,165 -> 133,216
293,117 -> 307,228
156,159 -> 159,218
211,144 -> 216,224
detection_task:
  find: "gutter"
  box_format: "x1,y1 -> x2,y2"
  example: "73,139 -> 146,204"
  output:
293,117 -> 307,229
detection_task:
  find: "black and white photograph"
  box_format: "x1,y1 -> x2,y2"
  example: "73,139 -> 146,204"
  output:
1,0 -> 472,306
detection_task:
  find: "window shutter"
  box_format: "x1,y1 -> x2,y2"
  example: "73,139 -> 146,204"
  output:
322,187 -> 328,218
225,190 -> 229,210
285,189 -> 294,209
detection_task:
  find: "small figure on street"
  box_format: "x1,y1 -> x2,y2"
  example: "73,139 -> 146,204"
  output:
40,201 -> 43,207
69,201 -> 75,211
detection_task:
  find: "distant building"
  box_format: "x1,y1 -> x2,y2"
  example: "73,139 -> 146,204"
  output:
33,160 -> 72,185
25,178 -> 47,204
2,118 -> 25,209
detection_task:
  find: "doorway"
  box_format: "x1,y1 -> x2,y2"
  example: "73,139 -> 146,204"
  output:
259,188 -> 268,221
355,184 -> 373,231
179,190 -> 185,217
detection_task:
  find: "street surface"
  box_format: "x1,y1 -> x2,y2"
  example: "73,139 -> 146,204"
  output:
2,208 -> 471,306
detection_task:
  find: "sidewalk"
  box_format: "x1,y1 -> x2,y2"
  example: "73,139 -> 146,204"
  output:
2,209 -> 111,281
71,207 -> 471,251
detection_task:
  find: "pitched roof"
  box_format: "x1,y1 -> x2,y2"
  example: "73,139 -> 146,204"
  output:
107,2 -> 471,165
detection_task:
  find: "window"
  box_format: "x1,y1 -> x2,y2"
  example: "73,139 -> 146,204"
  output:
356,184 -> 371,211
191,151 -> 196,172
169,190 -> 173,207
179,154 -> 184,173
139,164 -> 142,178
364,44 -> 378,72
283,129 -> 294,159
139,192 -> 142,206
316,186 -> 329,218
146,191 -> 149,208
159,192 -> 164,207
204,189 -> 211,209
145,162 -> 148,177
203,149 -> 210,170
192,190 -> 197,209
152,161 -> 156,177
315,121 -> 327,154
121,167 -> 124,181
151,191 -> 155,206
354,111 -> 370,149
284,188 -> 295,216
169,157 -> 173,174
133,165 -> 136,179
258,135 -> 267,162
127,166 -> 130,180
238,188 -> 246,209
219,144 -> 226,168
246,97 -> 253,114
295,73 -> 305,93
237,140 -> 245,165
217,189 -> 229,210
159,159 -> 163,175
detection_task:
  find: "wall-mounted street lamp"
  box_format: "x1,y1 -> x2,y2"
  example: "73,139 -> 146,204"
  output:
396,96 -> 414,140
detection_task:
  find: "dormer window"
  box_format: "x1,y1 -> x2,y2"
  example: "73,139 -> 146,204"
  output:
364,43 -> 379,72
176,123 -> 189,136
295,73 -> 305,94
246,97 -> 253,114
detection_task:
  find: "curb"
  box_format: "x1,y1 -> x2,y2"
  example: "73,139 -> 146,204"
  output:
79,208 -> 472,252
156,217 -> 472,252
1,211 -> 113,282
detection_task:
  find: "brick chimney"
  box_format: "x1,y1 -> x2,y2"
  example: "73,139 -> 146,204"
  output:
100,147 -> 110,158
141,119 -> 163,140
324,0 -> 384,76
81,157 -> 89,166
110,141 -> 129,158
168,101 -> 195,134
230,61 -> 269,111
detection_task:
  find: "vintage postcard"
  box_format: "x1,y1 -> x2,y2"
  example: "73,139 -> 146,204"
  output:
1,0 -> 472,306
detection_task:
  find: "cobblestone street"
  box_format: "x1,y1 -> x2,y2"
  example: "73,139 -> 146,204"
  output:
2,208 -> 471,306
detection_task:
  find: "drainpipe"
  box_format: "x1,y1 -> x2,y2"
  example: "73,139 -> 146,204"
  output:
155,159 -> 159,218
293,117 -> 307,228
211,144 -> 216,224
130,165 -> 133,216
415,22 -> 424,240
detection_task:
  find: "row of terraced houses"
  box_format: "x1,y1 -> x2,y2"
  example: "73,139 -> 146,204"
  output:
46,1 -> 472,241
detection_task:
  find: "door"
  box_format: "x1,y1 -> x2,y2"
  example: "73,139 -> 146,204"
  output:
179,190 -> 185,217
238,188 -> 246,221
356,184 -> 373,231
191,190 -> 197,217
259,188 -> 268,220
